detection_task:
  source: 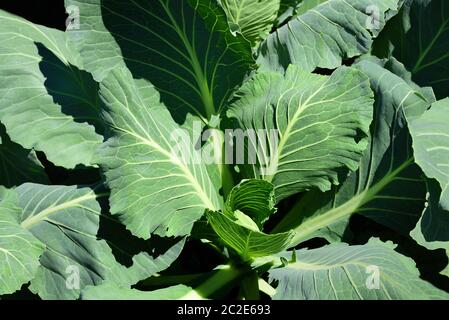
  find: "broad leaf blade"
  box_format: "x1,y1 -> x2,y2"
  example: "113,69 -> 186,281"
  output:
0,124 -> 48,187
258,0 -> 402,72
373,0 -> 449,99
228,65 -> 373,201
65,0 -> 254,122
81,283 -> 194,300
218,0 -> 281,46
98,67 -> 221,239
224,179 -> 276,226
206,210 -> 293,260
270,239 -> 449,300
0,188 -> 44,295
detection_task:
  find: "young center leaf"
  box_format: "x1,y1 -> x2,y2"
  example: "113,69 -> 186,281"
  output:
81,283 -> 194,300
218,0 -> 281,46
258,0 -> 402,72
409,98 -> 449,210
228,65 -> 373,201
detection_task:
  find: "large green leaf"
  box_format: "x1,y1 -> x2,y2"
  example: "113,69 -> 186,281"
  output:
97,67 -> 221,239
0,10 -> 103,169
81,282 -> 193,300
411,180 -> 449,276
0,188 -> 44,295
408,98 -> 449,275
274,58 -> 430,246
409,98 -> 449,210
1,183 -> 184,299
227,65 -> 373,201
65,0 -> 254,122
269,239 -> 449,300
218,0 -> 280,46
258,0 -> 402,72
205,179 -> 292,260
0,124 -> 48,188
373,0 -> 449,99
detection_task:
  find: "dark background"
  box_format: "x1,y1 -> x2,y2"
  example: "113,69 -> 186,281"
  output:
0,0 -> 67,30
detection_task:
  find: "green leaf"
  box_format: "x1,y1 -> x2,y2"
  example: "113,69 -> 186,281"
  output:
275,58 -> 430,246
97,67 -> 221,239
258,0 -> 402,72
409,98 -> 449,210
0,10 -> 103,169
224,179 -> 276,226
206,210 -> 293,261
373,0 -> 449,99
81,282 -> 193,300
269,239 -> 449,300
227,65 -> 373,201
410,180 -> 449,276
218,0 -> 281,46
0,188 -> 45,295
0,124 -> 48,188
11,183 -> 184,299
65,0 -> 254,122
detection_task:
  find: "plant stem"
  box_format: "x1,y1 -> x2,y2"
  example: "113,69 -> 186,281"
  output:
258,278 -> 276,297
241,271 -> 260,300
181,264 -> 245,299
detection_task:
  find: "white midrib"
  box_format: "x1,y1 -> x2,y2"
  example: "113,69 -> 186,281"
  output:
20,193 -> 98,229
289,158 -> 414,246
118,127 -> 217,211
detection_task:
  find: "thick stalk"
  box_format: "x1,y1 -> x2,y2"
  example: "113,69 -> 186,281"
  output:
180,264 -> 245,299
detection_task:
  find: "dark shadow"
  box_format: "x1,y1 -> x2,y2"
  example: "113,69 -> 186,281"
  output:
36,152 -> 101,186
37,43 -> 106,137
96,187 -> 184,267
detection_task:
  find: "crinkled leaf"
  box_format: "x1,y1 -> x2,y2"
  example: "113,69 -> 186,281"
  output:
258,0 -> 402,72
270,239 -> 449,300
228,65 -> 373,201
81,283 -> 193,300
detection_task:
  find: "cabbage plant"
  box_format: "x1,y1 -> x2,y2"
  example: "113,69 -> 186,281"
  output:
1,0 -> 449,300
